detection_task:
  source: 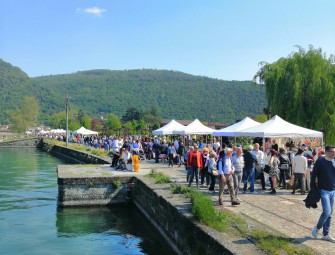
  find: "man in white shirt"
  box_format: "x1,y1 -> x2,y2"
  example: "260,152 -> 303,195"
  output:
218,148 -> 240,206
252,143 -> 265,190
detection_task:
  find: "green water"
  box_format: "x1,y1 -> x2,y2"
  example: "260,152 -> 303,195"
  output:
0,148 -> 176,255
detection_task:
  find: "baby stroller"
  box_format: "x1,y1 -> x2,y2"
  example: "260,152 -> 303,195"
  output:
146,146 -> 153,160
133,148 -> 145,161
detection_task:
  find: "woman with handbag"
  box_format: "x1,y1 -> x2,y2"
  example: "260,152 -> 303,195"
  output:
208,151 -> 218,193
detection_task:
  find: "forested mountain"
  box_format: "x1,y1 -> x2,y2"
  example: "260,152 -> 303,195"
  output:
0,59 -> 267,125
0,59 -> 34,122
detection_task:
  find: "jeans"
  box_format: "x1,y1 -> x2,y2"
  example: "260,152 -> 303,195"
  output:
316,189 -> 335,236
189,166 -> 199,185
209,173 -> 217,191
233,171 -> 243,198
243,168 -> 255,192
154,150 -> 159,163
292,173 -> 305,193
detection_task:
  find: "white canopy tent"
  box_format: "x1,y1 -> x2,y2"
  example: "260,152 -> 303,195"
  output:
152,119 -> 185,135
75,126 -> 98,135
213,117 -> 260,137
38,130 -> 48,135
50,129 -> 66,134
172,119 -> 215,135
235,115 -> 323,138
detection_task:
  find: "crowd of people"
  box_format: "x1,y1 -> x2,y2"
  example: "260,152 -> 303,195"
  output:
45,132 -> 335,243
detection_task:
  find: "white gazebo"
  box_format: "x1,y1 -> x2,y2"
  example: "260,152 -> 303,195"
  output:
213,117 -> 261,145
172,119 -> 215,135
213,117 -> 260,136
152,119 -> 185,135
235,115 -> 323,149
74,126 -> 98,135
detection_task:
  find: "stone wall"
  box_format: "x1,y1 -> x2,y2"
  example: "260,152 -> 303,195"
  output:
132,177 -> 234,255
42,140 -> 111,164
0,138 -> 43,147
57,173 -> 134,207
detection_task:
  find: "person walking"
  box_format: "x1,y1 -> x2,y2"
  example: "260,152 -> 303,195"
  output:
167,143 -> 176,167
291,148 -> 307,195
279,148 -> 290,189
269,149 -> 280,194
252,143 -> 265,190
232,146 -> 244,202
208,151 -> 218,193
243,145 -> 258,194
218,148 -> 240,206
200,148 -> 210,186
311,145 -> 335,242
187,145 -> 202,188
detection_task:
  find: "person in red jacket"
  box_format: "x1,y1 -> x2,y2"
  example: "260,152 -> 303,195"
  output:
187,145 -> 203,188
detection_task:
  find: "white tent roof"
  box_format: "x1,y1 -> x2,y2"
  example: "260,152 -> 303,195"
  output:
75,126 -> 98,135
235,115 -> 323,138
172,119 -> 215,135
39,130 -> 48,134
213,117 -> 260,136
152,119 -> 185,135
50,129 -> 66,134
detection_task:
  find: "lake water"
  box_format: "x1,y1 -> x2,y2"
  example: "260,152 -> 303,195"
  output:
0,148 -> 176,255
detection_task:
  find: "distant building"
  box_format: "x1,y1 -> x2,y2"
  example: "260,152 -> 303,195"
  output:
160,119 -> 227,130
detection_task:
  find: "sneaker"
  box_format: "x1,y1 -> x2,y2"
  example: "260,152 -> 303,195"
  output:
236,197 -> 243,202
232,201 -> 240,206
250,191 -> 258,195
312,226 -> 319,238
219,200 -> 223,205
321,235 -> 335,243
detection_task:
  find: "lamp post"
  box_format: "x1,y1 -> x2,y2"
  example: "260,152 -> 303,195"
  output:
34,115 -> 36,137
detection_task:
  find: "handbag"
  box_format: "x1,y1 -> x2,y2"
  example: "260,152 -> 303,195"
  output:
263,165 -> 270,174
212,170 -> 219,176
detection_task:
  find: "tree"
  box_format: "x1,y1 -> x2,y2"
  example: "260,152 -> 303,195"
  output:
77,109 -> 85,123
8,96 -> 39,133
106,113 -> 121,130
121,107 -> 142,122
137,118 -> 146,130
253,114 -> 268,123
69,120 -> 81,131
254,46 -> 335,143
81,116 -> 92,129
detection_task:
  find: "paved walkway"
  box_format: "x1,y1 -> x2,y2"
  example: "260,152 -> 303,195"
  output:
138,160 -> 335,255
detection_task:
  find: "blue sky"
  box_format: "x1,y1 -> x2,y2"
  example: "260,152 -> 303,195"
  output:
0,0 -> 334,80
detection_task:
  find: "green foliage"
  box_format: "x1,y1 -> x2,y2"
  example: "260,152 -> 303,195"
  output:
254,46 -> 335,143
112,180 -> 122,189
106,113 -> 121,129
81,116 -> 92,129
68,120 -> 81,131
137,118 -> 146,130
253,114 -> 268,123
8,96 -> 39,133
145,168 -> 171,184
0,59 -> 267,125
170,184 -> 190,194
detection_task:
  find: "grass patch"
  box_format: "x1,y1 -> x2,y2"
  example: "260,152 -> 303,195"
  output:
91,148 -> 108,157
170,184 -> 313,255
145,168 -> 171,184
112,180 -> 122,189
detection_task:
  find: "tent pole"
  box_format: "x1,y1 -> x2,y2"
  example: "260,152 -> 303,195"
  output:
234,136 -> 236,146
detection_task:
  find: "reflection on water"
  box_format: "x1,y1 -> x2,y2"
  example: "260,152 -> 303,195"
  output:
0,148 -> 176,255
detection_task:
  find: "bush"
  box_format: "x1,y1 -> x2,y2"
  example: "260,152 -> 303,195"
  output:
145,168 -> 171,184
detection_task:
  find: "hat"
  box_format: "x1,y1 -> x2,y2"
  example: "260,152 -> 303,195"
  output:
248,145 -> 253,151
302,144 -> 306,146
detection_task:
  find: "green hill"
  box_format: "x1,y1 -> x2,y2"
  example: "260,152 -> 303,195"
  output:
0,59 -> 267,125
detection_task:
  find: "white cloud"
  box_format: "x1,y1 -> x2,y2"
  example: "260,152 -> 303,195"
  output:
83,7 -> 106,16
